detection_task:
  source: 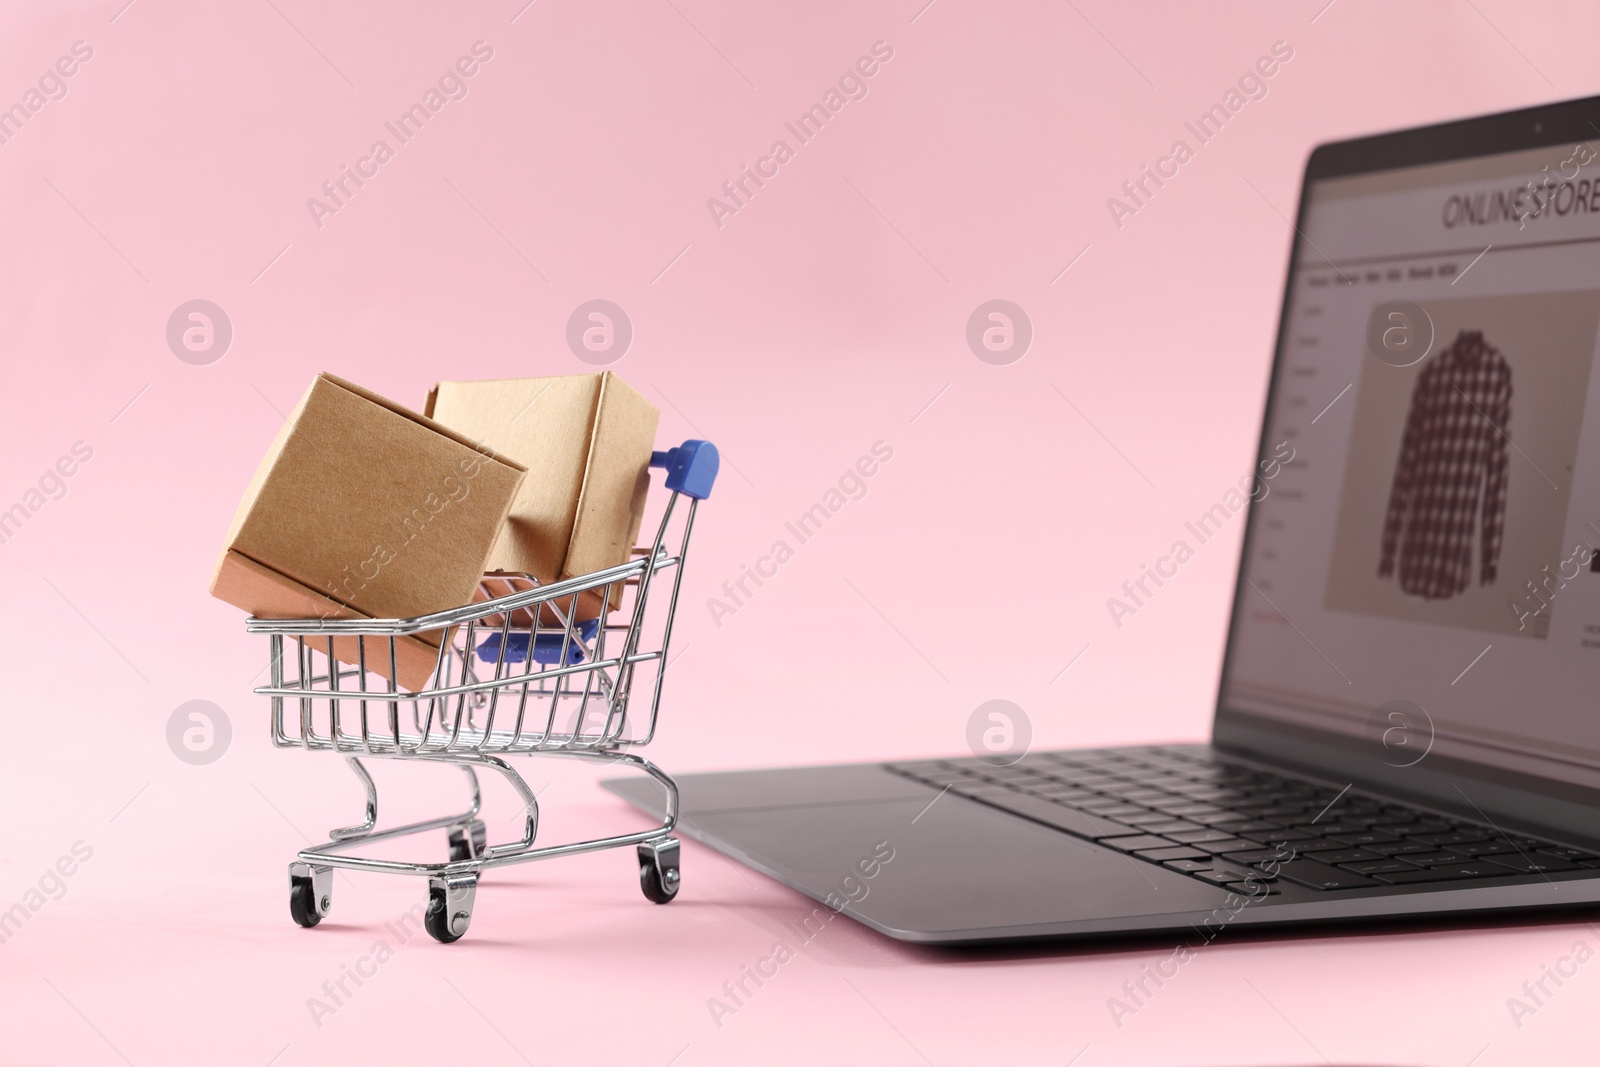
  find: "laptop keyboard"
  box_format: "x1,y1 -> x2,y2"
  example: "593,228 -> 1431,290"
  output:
886,747 -> 1600,895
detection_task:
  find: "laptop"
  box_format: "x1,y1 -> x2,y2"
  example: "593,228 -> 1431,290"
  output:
607,94 -> 1600,944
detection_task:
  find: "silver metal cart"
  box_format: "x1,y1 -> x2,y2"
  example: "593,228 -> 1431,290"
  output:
247,440 -> 718,943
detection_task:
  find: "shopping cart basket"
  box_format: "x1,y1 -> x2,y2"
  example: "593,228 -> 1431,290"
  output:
247,439 -> 718,943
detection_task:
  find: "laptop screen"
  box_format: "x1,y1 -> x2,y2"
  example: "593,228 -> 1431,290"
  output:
1221,138 -> 1600,791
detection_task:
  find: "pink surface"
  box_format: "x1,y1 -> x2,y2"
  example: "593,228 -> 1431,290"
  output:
1,0 -> 1596,1062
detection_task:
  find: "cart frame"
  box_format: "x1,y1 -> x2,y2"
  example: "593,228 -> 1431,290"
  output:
247,439 -> 718,942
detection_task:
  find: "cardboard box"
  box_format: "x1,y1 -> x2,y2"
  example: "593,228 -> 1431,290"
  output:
212,373 -> 525,689
424,372 -> 659,620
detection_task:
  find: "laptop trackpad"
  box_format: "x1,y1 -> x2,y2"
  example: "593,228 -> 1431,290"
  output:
687,793 -> 1229,939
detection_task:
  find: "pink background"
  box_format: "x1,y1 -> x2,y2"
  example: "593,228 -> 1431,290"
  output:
2,0 -> 1597,1062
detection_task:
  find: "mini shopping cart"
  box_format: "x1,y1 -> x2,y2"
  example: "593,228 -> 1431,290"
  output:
246,440 -> 718,943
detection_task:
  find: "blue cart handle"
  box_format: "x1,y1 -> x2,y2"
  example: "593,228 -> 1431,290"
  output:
650,440 -> 719,500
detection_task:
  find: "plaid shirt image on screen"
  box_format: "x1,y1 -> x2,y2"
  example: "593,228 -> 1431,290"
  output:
1379,330 -> 1512,599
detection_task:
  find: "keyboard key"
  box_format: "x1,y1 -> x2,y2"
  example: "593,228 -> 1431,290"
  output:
990,774 -> 1057,786
1342,802 -> 1385,816
1161,859 -> 1216,873
1035,788 -> 1113,809
1446,832 -> 1542,848
950,781 -> 1018,796
1117,811 -> 1183,825
1184,837 -> 1254,855
1537,847 -> 1600,861
1366,814 -> 1421,827
1159,802 -> 1229,814
997,779 -> 1063,792
1218,848 -> 1291,865
1103,835 -> 1181,852
1020,785 -> 1097,801
1192,868 -> 1267,888
1079,800 -> 1146,814
1165,829 -> 1240,844
1340,860 -> 1421,876
1086,805 -> 1152,818
1314,849 -> 1382,864
1137,820 -> 1208,835
1405,831 -> 1486,846
956,768 -> 1013,782
1229,802 -> 1291,814
1373,863 -> 1506,884
1291,820 -> 1374,835
1403,851 -> 1474,866
1241,831 -> 1318,846
983,764 -> 1048,779
1227,881 -> 1279,896
1186,789 -> 1255,805
1408,831 -> 1489,846
1119,778 -> 1179,790
1367,841 -> 1437,856
1207,819 -> 1282,834
1482,854 -> 1580,874
1274,860 -> 1381,890
1138,846 -> 1208,861
1247,835 -> 1346,853
1287,839 -> 1352,853
1326,831 -> 1401,847
1222,863 -> 1278,882
1034,782 -> 1104,797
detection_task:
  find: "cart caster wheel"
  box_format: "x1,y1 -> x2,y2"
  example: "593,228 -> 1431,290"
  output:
448,820 -> 487,863
638,837 -> 680,904
288,863 -> 333,929
289,880 -> 321,927
426,875 -> 477,943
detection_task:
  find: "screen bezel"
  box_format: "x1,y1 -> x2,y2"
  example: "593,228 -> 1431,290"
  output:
1211,92 -> 1600,845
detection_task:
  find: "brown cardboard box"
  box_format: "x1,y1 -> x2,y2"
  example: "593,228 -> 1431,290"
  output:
424,372 -> 659,620
211,373 -> 525,689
